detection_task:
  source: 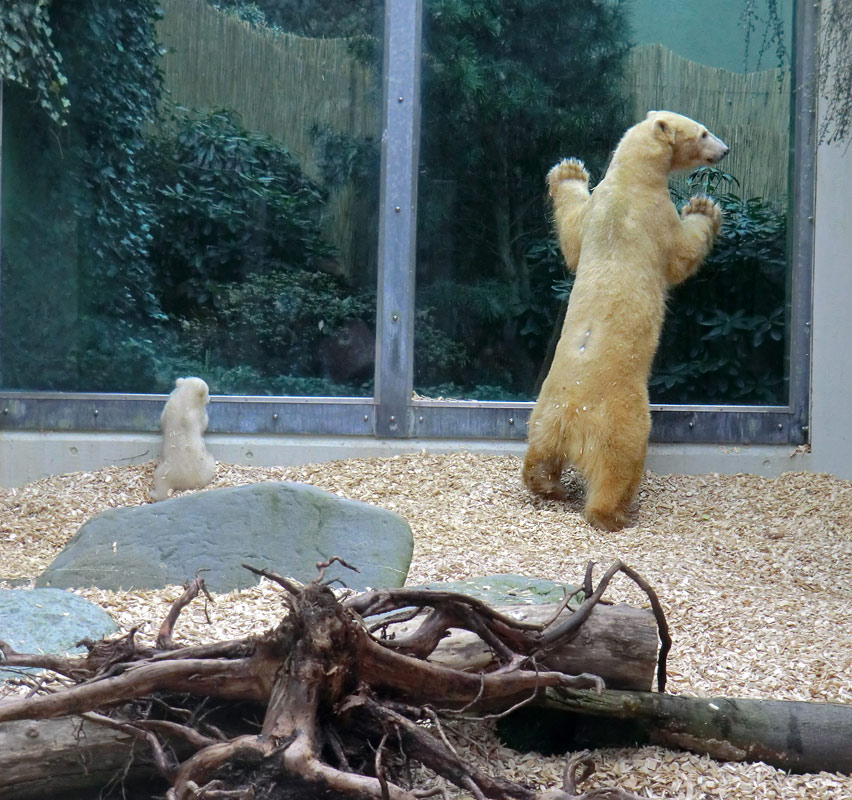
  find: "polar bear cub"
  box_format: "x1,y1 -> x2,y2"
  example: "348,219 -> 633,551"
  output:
523,111 -> 728,531
151,377 -> 216,502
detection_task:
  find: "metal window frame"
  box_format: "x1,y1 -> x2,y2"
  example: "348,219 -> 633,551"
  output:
0,0 -> 816,445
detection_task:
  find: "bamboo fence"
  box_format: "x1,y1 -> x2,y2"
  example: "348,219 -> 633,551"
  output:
156,4 -> 793,282
625,43 -> 791,205
156,0 -> 382,281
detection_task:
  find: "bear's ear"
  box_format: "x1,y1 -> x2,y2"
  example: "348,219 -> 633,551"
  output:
654,117 -> 676,146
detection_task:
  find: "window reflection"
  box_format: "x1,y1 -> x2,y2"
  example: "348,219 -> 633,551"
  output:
1,0 -> 382,396
633,0 -> 793,404
414,0 -> 793,406
415,0 -> 630,401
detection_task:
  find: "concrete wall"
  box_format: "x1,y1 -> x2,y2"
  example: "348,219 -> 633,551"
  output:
809,149 -> 852,475
0,431 -> 814,488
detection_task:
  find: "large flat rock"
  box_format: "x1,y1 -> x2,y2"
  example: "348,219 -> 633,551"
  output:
0,589 -> 118,680
36,482 -> 413,593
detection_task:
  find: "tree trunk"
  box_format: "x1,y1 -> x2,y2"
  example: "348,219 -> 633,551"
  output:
6,688 -> 852,798
0,717 -> 159,799
391,600 -> 659,691
544,687 -> 852,774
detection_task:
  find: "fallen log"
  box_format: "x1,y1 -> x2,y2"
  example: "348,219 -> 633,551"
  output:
384,599 -> 660,690
6,688 -> 852,799
542,687 -> 852,774
0,716 -> 157,799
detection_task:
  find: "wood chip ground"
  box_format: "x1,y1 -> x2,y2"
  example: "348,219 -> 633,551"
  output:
1,452 -> 850,798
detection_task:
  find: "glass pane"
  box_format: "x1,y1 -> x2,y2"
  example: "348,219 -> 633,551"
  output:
632,0 -> 793,405
415,0 -> 629,401
1,0 -> 383,396
414,0 -> 794,406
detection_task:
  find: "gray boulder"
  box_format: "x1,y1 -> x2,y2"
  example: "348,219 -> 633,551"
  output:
37,482 -> 413,593
422,574 -> 580,607
0,589 -> 118,679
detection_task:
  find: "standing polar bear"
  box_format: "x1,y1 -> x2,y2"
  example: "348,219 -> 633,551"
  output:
523,111 -> 728,531
151,377 -> 216,502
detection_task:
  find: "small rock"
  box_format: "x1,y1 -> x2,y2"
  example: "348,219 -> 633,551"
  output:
0,589 -> 118,680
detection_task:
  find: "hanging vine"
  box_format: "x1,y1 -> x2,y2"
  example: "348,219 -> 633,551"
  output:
817,0 -> 852,145
741,0 -> 852,145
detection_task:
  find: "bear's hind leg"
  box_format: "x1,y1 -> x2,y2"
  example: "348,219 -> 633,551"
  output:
522,444 -> 568,501
150,463 -> 171,502
583,440 -> 647,532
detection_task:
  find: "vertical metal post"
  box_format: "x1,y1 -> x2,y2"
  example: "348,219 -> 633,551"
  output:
787,0 -> 818,441
0,81 -> 4,389
374,0 -> 422,437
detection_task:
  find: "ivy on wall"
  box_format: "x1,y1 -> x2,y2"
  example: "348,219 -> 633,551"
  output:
2,1 -> 166,323
0,0 -> 68,124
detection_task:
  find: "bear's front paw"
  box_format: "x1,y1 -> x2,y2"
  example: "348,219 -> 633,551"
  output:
547,158 -> 589,196
681,194 -> 722,232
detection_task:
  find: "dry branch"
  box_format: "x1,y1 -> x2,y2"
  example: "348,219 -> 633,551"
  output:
4,557 -> 852,799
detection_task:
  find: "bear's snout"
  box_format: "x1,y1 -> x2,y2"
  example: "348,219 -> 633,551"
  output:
710,145 -> 729,163
706,133 -> 729,163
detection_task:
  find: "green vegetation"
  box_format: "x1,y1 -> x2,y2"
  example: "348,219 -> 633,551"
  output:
414,0 -> 631,398
147,109 -> 333,319
653,168 -> 787,404
1,0 -> 167,391
0,1 -> 68,125
1,0 -> 791,405
1,3 -> 377,395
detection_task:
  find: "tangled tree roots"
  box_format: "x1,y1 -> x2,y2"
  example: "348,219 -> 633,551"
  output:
0,559 -> 670,799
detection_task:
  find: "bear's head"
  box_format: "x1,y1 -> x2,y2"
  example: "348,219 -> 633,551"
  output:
174,376 -> 211,406
645,110 -> 729,172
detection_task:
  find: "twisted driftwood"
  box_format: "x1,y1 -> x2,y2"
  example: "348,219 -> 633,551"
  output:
0,559 -> 666,799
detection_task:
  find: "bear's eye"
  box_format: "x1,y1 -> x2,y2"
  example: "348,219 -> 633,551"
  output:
701,131 -> 708,139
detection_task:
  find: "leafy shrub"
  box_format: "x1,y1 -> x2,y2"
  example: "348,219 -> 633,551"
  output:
211,2 -> 272,29
310,124 -> 379,190
411,235 -> 572,399
146,108 -> 334,318
651,169 -> 787,403
72,319 -> 163,392
413,306 -> 469,386
179,269 -> 374,379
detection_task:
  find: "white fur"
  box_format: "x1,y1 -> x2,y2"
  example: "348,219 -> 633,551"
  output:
151,377 -> 216,502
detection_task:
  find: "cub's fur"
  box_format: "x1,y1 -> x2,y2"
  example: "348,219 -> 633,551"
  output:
523,111 -> 728,530
151,377 -> 216,502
